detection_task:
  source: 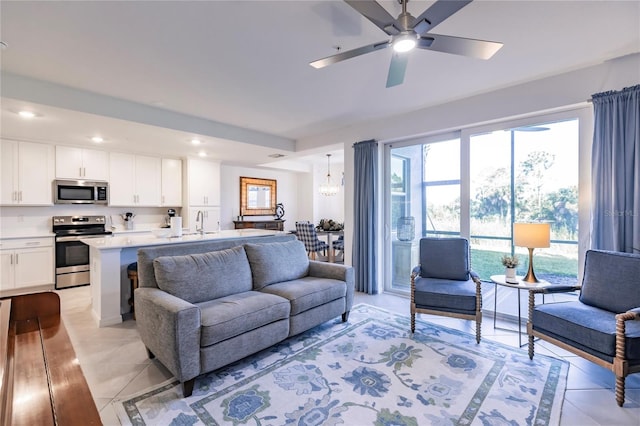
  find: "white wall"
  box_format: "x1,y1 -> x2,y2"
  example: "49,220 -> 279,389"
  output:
219,165 -> 302,232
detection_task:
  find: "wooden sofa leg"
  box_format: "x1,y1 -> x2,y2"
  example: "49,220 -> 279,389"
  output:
183,379 -> 195,398
616,376 -> 625,407
342,311 -> 350,322
146,348 -> 155,359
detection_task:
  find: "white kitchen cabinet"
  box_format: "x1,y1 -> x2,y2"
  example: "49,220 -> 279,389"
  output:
109,153 -> 161,206
0,140 -> 55,205
187,207 -> 221,233
186,158 -> 220,206
55,146 -> 108,180
0,237 -> 54,292
161,158 -> 182,206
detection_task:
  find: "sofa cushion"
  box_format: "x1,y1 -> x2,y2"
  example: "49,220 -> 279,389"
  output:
244,240 -> 309,290
579,250 -> 640,313
533,301 -> 640,361
259,276 -> 347,315
197,291 -> 290,347
153,245 -> 253,304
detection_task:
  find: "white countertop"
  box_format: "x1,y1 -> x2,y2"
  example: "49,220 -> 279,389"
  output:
0,231 -> 56,240
81,229 -> 283,250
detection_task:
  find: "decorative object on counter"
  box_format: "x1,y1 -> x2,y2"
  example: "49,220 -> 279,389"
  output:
501,254 -> 520,283
316,218 -> 344,231
170,216 -> 182,237
397,216 -> 415,241
274,202 -> 285,220
121,212 -> 135,230
163,209 -> 176,228
318,153 -> 340,196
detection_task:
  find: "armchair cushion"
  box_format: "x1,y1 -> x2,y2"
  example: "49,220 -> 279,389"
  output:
533,301 -> 640,361
413,277 -> 478,314
153,246 -> 253,304
419,238 -> 470,281
579,250 -> 640,313
245,240 -> 309,290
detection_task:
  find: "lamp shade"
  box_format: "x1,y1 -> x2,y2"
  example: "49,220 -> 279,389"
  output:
513,223 -> 550,248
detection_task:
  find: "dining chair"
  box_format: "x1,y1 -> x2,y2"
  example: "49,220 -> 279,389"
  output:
410,237 -> 483,343
295,221 -> 329,260
332,235 -> 344,262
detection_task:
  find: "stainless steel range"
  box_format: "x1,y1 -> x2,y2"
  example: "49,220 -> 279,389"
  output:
53,215 -> 112,289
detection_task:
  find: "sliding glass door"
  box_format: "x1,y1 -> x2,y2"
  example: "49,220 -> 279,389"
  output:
384,111 -> 583,298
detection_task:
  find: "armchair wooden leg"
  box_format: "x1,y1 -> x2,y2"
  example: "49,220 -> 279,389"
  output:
475,321 -> 481,344
616,376 -> 625,407
528,335 -> 534,360
410,312 -> 415,333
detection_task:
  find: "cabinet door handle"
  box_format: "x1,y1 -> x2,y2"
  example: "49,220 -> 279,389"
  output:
79,167 -> 83,177
10,254 -> 13,265
18,191 -> 22,202
12,191 -> 16,202
15,254 -> 18,264
162,195 -> 165,204
83,167 -> 86,177
25,241 -> 41,246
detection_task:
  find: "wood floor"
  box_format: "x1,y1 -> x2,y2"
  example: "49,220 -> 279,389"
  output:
55,286 -> 640,425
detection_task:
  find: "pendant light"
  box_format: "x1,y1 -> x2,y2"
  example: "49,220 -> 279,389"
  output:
319,154 -> 340,196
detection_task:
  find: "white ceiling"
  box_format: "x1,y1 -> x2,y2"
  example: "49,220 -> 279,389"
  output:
1,0 -> 639,168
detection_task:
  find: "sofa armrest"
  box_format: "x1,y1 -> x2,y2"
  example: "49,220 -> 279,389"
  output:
308,261 -> 355,312
135,287 -> 201,382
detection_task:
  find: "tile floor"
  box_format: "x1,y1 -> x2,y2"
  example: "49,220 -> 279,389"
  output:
56,286 -> 640,425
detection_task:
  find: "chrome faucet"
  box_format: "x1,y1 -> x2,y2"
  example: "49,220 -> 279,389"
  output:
196,210 -> 204,234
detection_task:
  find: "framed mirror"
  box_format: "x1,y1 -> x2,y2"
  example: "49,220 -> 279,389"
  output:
240,176 -> 277,216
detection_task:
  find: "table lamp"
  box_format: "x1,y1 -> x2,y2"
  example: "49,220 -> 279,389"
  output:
513,223 -> 550,283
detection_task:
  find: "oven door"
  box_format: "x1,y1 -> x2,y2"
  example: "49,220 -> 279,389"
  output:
55,235 -> 97,289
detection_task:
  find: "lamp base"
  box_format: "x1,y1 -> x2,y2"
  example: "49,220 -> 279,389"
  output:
522,247 -> 541,283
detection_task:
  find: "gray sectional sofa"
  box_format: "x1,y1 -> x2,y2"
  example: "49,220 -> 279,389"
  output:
135,234 -> 354,397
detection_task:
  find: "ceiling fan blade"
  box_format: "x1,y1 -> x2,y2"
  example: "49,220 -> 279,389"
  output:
386,52 -> 409,88
310,40 -> 390,69
344,0 -> 401,35
412,0 -> 473,35
417,34 -> 503,60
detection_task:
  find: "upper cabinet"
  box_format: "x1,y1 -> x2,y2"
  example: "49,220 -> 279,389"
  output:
161,158 -> 182,206
1,140 -> 54,205
55,146 -> 108,180
186,158 -> 220,206
109,153 -> 161,206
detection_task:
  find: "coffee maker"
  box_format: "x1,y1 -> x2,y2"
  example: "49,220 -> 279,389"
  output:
163,209 -> 176,228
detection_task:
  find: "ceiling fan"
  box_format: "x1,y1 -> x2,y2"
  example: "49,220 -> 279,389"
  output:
310,0 -> 503,88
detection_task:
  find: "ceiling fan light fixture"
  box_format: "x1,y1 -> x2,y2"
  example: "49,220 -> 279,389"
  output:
393,33 -> 417,53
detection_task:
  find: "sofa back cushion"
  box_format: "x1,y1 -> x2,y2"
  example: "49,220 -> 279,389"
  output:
153,245 -> 253,303
244,240 -> 309,290
579,249 -> 640,313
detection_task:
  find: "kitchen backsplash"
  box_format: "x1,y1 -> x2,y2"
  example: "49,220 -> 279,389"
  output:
0,205 -> 182,237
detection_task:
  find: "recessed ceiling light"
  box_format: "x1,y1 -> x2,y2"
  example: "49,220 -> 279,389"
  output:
91,136 -> 104,143
268,153 -> 286,158
0,41 -> 8,50
18,110 -> 36,119
198,151 -> 207,157
191,139 -> 202,145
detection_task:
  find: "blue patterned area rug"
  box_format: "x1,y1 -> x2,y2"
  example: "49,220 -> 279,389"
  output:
114,304 -> 568,425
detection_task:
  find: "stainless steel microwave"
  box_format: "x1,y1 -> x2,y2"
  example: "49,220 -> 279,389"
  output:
53,179 -> 109,205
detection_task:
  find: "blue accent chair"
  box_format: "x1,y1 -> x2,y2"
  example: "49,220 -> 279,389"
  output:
411,237 -> 483,343
527,249 -> 640,406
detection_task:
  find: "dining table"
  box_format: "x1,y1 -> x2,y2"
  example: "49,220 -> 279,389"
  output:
316,230 -> 344,263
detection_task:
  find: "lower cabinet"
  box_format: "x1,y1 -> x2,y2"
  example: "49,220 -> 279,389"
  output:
0,238 -> 54,292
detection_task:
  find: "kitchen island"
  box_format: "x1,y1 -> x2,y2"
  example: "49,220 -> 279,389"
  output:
82,229 -> 284,327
